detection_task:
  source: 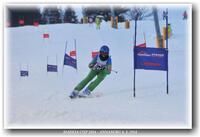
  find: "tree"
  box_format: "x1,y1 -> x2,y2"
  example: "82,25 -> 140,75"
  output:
64,6 -> 78,23
83,6 -> 130,22
125,7 -> 151,21
7,6 -> 41,27
113,6 -> 129,22
83,6 -> 111,21
41,6 -> 61,24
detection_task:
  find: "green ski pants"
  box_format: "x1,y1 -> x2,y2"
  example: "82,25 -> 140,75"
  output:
96,23 -> 100,29
74,69 -> 107,92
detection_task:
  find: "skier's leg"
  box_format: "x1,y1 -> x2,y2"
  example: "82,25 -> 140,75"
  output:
87,71 -> 107,92
74,70 -> 97,92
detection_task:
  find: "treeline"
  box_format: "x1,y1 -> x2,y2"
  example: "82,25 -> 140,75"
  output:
6,6 -> 151,27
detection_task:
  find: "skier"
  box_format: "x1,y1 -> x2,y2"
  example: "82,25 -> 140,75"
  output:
88,16 -> 94,27
69,45 -> 112,98
95,17 -> 101,29
183,10 -> 188,20
168,24 -> 172,37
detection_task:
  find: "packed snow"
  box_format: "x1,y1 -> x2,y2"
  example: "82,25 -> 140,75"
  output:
4,6 -> 191,129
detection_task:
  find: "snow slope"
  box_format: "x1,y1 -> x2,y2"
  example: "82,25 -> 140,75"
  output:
4,7 -> 191,129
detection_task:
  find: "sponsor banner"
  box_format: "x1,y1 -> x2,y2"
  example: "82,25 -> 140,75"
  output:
134,47 -> 168,71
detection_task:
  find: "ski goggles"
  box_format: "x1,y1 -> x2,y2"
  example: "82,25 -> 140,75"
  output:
100,51 -> 109,56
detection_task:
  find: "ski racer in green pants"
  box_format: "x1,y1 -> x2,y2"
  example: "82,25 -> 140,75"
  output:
69,45 -> 112,98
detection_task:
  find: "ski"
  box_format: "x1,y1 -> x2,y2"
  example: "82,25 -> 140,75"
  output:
69,92 -> 103,99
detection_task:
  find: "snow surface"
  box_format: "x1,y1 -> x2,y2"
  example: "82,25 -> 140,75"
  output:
4,7 -> 191,129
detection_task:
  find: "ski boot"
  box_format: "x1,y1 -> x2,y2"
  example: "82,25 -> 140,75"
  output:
69,90 -> 79,99
79,88 -> 91,98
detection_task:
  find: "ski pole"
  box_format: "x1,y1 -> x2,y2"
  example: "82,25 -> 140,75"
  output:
111,70 -> 118,74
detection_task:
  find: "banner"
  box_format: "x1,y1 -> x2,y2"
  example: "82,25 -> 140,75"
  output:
136,42 -> 146,48
18,19 -> 24,25
43,33 -> 49,38
20,70 -> 28,76
7,21 -> 11,27
47,64 -> 58,72
92,51 -> 99,58
33,21 -> 39,26
70,50 -> 76,57
134,47 -> 168,71
63,53 -> 77,69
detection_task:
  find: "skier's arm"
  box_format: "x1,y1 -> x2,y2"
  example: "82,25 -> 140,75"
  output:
88,55 -> 98,69
104,58 -> 112,74
106,64 -> 112,74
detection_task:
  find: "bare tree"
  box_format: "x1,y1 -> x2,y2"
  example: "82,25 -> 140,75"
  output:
126,7 -> 151,20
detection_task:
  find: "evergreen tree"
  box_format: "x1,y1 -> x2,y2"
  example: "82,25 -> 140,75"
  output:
83,6 -> 111,22
41,6 -> 61,24
64,7 -> 78,23
7,6 -> 41,27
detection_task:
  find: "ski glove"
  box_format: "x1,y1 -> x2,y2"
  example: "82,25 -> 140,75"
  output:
89,63 -> 95,69
92,64 -> 105,71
